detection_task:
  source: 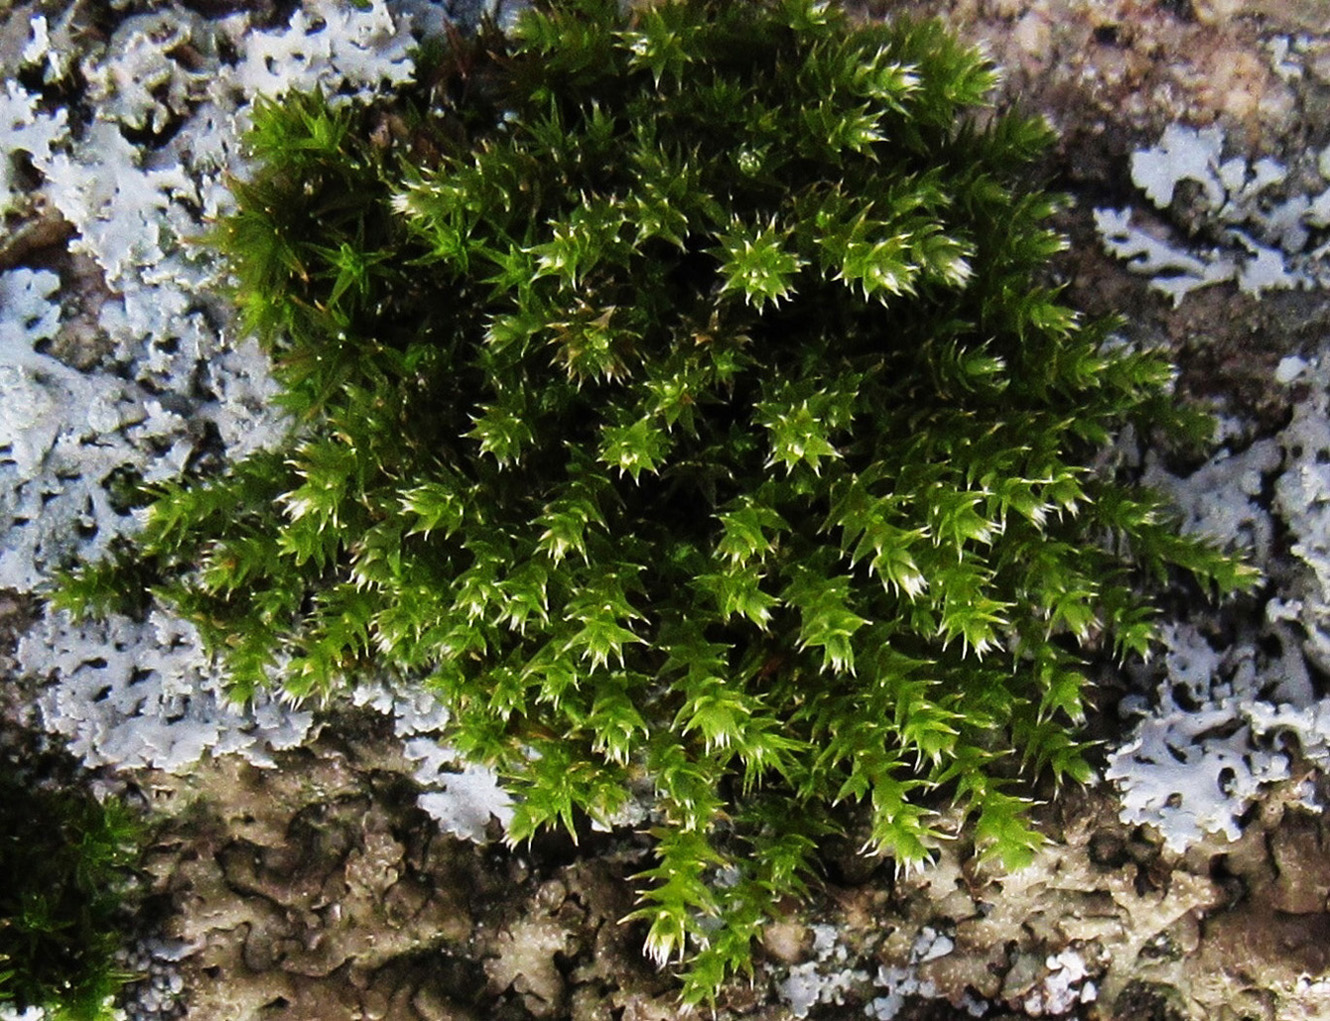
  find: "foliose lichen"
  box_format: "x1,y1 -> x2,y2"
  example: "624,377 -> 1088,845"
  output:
1095,123 -> 1330,305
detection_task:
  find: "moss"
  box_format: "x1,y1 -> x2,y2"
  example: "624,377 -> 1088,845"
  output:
57,0 -> 1258,1001
0,735 -> 144,1021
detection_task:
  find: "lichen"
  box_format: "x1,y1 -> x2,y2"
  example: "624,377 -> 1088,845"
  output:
1095,123 -> 1330,304
1104,351 -> 1330,852
2,0 -> 490,803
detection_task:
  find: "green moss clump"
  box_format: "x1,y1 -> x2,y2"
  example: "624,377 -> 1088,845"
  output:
58,0 -> 1257,1000
0,741 -> 143,1021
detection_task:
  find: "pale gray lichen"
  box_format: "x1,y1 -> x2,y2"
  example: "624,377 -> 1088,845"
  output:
2,0 -> 525,840
0,78 -> 68,216
0,268 -> 68,478
0,1005 -> 45,1021
351,680 -> 515,841
228,0 -> 417,101
864,927 -> 989,1021
1142,425 -> 1281,570
780,924 -> 869,1019
1104,349 -> 1330,851
1272,361 -> 1330,674
20,608 -> 314,772
1105,625 -> 1290,849
1094,123 -> 1330,304
0,266 -> 169,592
79,9 -> 217,135
1021,949 -> 1096,1018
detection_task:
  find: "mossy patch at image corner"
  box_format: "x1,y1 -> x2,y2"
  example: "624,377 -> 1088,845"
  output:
0,738 -> 145,1021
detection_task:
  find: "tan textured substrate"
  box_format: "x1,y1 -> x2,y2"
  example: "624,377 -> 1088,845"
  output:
133,714 -> 1330,1021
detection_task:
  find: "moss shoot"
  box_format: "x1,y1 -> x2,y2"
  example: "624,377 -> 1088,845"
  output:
0,736 -> 143,1021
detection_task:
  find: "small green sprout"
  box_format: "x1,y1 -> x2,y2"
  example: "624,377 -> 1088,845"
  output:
57,0 -> 1259,1002
0,743 -> 145,1021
